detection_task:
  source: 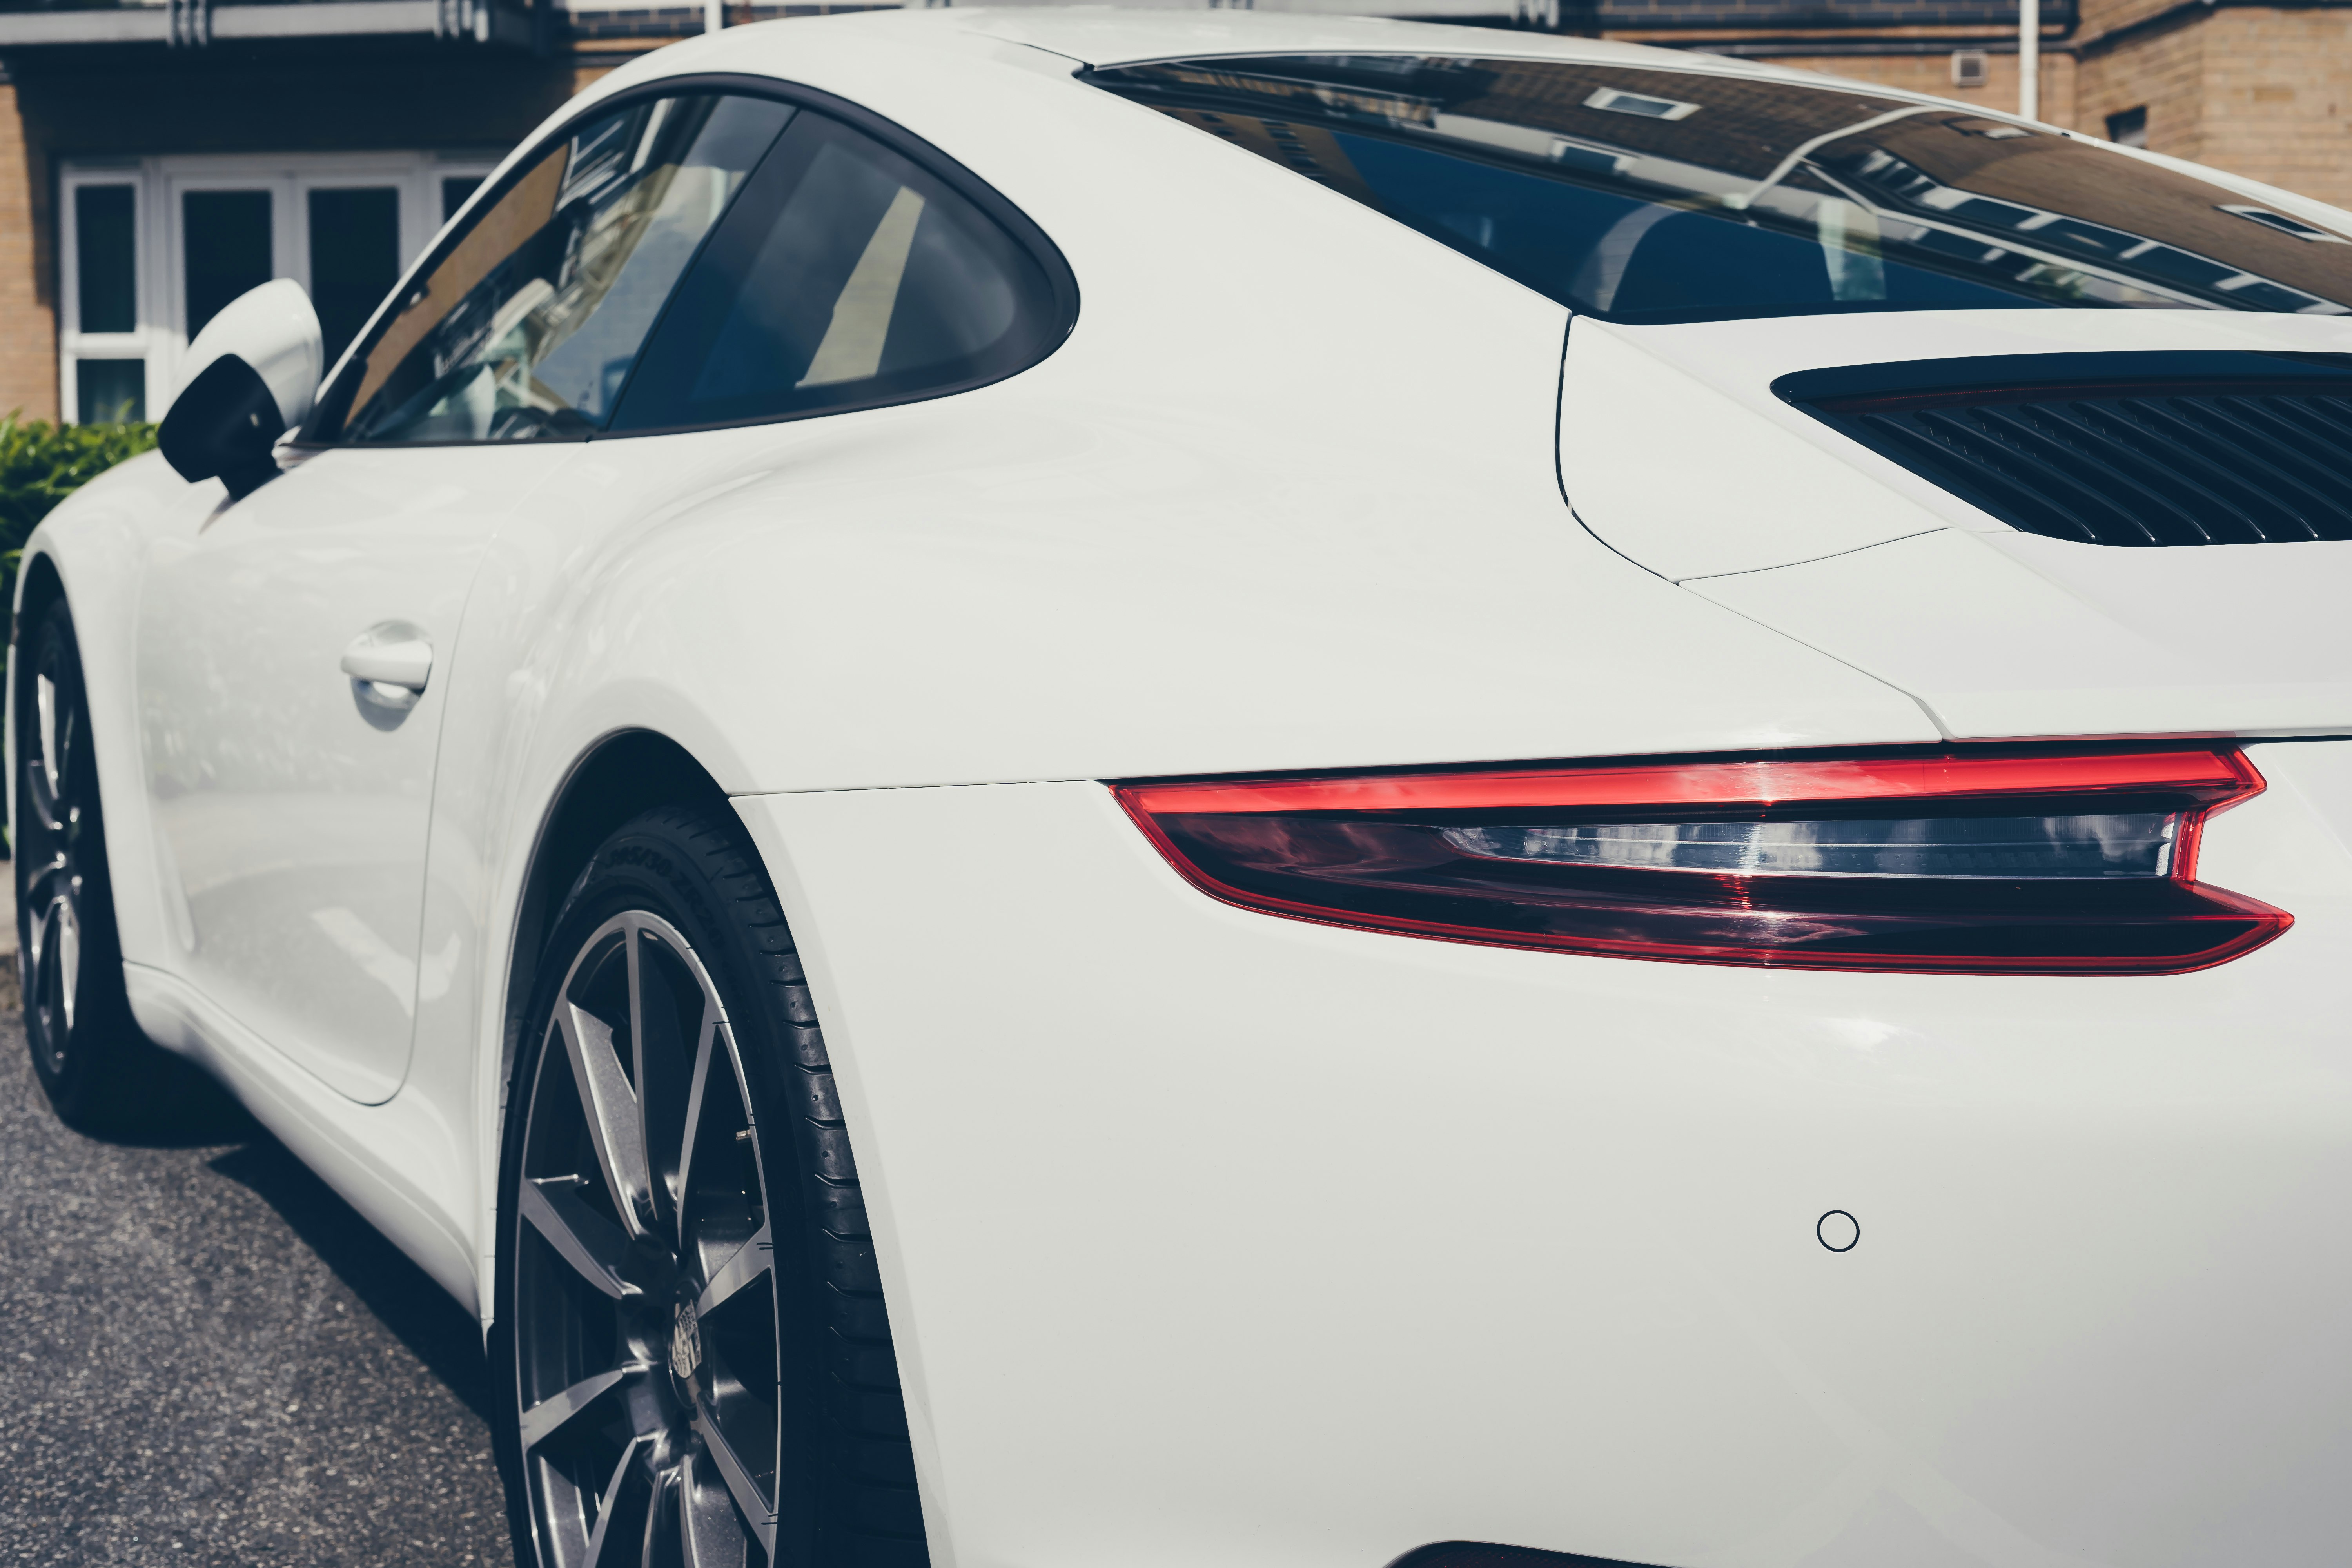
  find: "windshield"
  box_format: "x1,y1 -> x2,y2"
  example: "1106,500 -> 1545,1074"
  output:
1085,55 -> 2352,323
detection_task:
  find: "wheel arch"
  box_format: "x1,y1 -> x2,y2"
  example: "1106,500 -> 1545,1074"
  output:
14,546 -> 67,630
500,727 -> 730,1089
7,527 -> 172,971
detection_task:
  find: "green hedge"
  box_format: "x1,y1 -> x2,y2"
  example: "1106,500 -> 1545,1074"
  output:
0,412 -> 158,627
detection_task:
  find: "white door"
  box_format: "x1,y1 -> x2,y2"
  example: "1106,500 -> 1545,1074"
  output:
131,86 -> 795,1102
135,446 -> 573,1103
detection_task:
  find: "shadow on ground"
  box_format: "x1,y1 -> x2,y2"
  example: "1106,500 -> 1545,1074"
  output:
208,1136 -> 496,1424
0,1013 -> 514,1566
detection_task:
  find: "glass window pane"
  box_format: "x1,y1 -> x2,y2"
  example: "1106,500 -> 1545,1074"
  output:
75,185 -> 137,335
76,358 -> 145,424
183,188 -> 274,341
1086,56 -> 2352,322
335,94 -> 793,445
442,176 -> 483,221
308,186 -> 401,367
610,113 -> 1055,434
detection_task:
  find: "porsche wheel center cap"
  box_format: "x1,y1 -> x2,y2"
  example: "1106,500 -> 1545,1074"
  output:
669,1300 -> 702,1383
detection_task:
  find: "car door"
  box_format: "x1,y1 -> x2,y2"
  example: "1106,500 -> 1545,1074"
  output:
135,88 -> 795,1103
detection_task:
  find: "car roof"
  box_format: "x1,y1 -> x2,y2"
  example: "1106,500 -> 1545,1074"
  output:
745,7 -> 1993,116
929,5 -> 1767,71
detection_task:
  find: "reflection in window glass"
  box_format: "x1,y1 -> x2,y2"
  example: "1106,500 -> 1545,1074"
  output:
183,189 -> 273,341
75,185 -> 136,335
336,94 -> 793,443
76,358 -> 145,424
609,113 -> 1051,433
1087,56 -> 2352,323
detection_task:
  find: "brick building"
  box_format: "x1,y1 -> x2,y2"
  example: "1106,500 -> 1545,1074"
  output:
0,0 -> 2345,423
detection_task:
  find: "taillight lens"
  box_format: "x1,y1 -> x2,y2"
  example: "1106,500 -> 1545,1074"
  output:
1112,748 -> 2290,975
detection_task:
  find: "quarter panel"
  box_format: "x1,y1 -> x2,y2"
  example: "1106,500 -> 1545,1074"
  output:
736,766 -> 2352,1568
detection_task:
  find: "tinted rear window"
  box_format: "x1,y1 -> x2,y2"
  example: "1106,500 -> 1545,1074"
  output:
1085,55 -> 2352,323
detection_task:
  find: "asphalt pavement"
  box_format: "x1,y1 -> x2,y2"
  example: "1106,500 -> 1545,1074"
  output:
0,999 -> 516,1566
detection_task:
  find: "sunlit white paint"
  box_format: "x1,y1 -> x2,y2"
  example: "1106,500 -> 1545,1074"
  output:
11,13 -> 2352,1568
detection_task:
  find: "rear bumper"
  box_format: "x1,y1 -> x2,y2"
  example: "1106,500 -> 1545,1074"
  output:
737,738 -> 2352,1568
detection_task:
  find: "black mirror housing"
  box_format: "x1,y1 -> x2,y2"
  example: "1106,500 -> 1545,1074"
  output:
158,354 -> 287,499
156,278 -> 323,500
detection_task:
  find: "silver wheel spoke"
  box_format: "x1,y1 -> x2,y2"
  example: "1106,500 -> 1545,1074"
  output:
642,1467 -> 681,1568
520,1177 -> 641,1301
626,927 -> 650,1177
520,1365 -> 648,1450
34,671 -> 58,804
559,998 -> 655,1237
583,1436 -> 654,1568
672,1014 -> 724,1249
677,1447 -> 749,1568
695,1223 -> 773,1319
692,1414 -> 778,1559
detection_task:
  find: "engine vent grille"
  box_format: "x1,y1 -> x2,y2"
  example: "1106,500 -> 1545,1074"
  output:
1775,351 -> 2352,547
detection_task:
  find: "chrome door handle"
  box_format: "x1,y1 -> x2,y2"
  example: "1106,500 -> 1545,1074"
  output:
342,624 -> 432,710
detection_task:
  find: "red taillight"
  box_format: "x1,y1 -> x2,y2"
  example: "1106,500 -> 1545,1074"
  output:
1112,748 -> 2291,975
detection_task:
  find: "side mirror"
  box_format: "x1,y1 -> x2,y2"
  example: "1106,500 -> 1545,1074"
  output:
157,278 -> 323,498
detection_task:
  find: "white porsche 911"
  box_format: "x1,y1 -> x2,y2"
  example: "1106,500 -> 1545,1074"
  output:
17,7 -> 2352,1566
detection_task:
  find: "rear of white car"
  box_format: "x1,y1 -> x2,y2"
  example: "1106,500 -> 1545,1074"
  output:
749,741 -> 2352,1568
737,22 -> 2352,1568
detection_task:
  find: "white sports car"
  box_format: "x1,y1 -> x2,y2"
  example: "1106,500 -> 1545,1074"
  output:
18,9 -> 2352,1567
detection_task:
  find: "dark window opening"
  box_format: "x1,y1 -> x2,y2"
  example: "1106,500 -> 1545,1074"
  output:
308,186 -> 402,367
442,175 -> 483,222
75,185 -> 136,335
2107,106 -> 2149,148
183,189 -> 274,342
76,358 -> 145,424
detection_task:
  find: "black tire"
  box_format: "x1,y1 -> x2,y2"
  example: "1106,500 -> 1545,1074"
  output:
14,596 -> 156,1130
492,805 -> 927,1568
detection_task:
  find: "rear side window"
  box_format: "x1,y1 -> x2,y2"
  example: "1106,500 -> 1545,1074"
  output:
326,93 -> 793,443
1085,55 -> 2352,323
314,85 -> 1071,444
608,111 -> 1067,433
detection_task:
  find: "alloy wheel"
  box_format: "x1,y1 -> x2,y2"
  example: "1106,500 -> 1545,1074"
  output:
22,646 -> 91,1074
515,909 -> 788,1567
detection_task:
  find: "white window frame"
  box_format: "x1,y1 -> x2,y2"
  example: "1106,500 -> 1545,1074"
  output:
58,162 -> 152,427
58,149 -> 501,424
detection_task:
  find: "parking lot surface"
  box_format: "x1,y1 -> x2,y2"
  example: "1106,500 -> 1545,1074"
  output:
0,1012 -> 514,1566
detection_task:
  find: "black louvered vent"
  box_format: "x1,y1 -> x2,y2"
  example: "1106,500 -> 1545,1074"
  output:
1774,351 -> 2352,547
